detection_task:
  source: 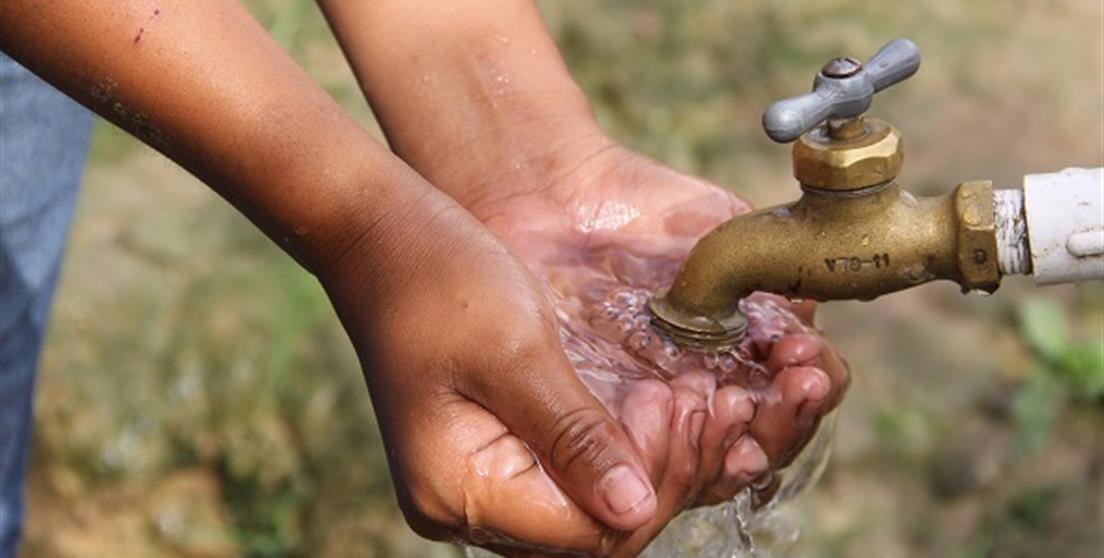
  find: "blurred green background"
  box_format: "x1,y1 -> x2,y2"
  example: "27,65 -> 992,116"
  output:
20,0 -> 1103,557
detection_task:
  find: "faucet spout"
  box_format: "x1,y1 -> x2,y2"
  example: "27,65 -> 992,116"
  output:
649,180 -> 1002,350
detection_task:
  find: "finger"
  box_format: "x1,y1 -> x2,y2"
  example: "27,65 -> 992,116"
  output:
384,398 -> 617,555
481,542 -> 600,558
695,435 -> 770,507
610,373 -> 712,557
787,299 -> 818,325
666,372 -> 713,498
767,333 -> 849,409
459,425 -> 618,556
816,341 -> 851,409
464,336 -> 657,532
750,366 -> 830,468
697,385 -> 754,490
766,333 -> 823,373
620,379 -> 674,485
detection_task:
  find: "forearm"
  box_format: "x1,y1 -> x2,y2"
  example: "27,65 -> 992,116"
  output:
317,0 -> 608,204
0,0 -> 425,274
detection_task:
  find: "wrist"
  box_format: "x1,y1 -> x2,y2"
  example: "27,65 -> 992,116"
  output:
266,125 -> 440,283
386,27 -> 608,199
320,0 -> 613,206
415,104 -> 613,210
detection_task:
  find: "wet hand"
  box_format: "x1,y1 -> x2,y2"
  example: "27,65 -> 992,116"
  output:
453,139 -> 850,526
319,191 -> 721,557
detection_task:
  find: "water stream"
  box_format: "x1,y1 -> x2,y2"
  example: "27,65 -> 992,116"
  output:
637,413 -> 835,558
466,239 -> 835,556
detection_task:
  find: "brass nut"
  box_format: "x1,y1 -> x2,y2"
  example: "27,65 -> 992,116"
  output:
648,291 -> 747,351
954,180 -> 1001,292
792,118 -> 903,190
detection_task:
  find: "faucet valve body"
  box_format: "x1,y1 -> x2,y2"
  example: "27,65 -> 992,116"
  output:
650,38 -> 1011,352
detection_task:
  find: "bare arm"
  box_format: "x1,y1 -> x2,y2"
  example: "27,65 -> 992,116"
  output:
1,0 -> 422,274
317,4 -> 853,555
315,0 -> 606,208
1,3 -> 661,553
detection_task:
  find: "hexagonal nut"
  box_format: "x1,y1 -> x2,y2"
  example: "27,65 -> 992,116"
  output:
792,118 -> 904,190
954,180 -> 1001,292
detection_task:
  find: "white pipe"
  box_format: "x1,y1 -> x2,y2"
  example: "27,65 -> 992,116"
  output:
995,167 -> 1104,285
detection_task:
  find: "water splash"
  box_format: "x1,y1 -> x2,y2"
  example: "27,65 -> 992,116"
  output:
553,281 -> 814,407
638,414 -> 835,558
466,238 -> 832,556
463,415 -> 834,558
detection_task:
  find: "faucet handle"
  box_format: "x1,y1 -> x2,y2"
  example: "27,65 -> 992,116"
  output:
762,38 -> 921,143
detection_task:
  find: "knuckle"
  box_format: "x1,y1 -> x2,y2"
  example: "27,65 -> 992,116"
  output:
549,407 -> 622,475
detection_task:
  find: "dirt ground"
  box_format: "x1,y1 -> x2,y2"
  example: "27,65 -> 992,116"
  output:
19,1 -> 1103,557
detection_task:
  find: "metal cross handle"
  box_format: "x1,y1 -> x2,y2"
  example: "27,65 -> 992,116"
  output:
761,38 -> 921,143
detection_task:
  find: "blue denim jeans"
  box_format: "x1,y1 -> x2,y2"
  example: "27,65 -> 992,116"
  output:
0,53 -> 93,558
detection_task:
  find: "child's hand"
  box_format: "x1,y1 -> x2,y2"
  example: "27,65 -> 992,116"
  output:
430,137 -> 850,537
320,191 -> 732,556
315,1 -> 848,551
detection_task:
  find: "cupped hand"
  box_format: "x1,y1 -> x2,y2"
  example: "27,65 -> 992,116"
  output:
451,137 -> 851,528
325,137 -> 849,557
319,186 -> 726,557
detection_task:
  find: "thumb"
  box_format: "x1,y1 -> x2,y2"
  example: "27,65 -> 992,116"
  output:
463,336 -> 658,532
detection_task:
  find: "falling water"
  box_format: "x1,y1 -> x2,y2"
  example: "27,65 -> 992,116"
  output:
467,242 -> 834,557
464,415 -> 834,558
637,414 -> 835,558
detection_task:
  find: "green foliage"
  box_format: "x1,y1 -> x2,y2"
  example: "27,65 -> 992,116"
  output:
1011,367 -> 1065,457
964,485 -> 1063,557
1010,298 -> 1103,457
873,404 -> 933,464
1018,298 -> 1104,401
1019,298 -> 1071,362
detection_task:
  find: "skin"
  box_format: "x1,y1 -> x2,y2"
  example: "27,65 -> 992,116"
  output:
1,1 -> 850,556
319,0 -> 850,555
0,0 -> 652,543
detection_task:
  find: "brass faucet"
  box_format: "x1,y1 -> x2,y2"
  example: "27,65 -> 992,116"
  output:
649,39 -> 1002,351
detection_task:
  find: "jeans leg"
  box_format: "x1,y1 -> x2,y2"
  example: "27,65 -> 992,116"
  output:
0,53 -> 93,558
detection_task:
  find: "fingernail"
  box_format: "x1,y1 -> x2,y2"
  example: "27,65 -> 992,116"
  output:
599,465 -> 654,515
795,370 -> 831,426
801,369 -> 831,401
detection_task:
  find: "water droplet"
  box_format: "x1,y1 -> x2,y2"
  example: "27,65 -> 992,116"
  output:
703,353 -> 720,369
615,316 -> 635,334
719,355 -> 738,373
627,330 -> 651,351
612,290 -> 637,308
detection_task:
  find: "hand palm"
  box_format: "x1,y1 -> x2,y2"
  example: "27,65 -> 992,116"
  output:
458,146 -> 849,553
